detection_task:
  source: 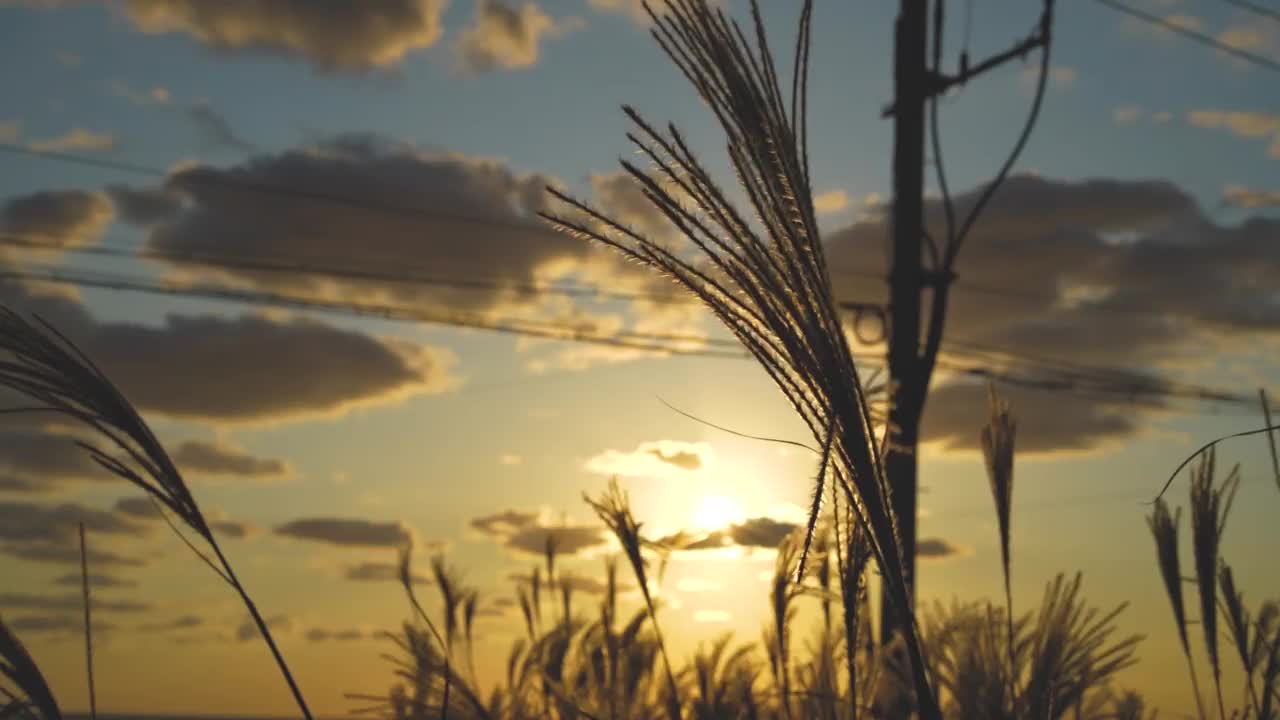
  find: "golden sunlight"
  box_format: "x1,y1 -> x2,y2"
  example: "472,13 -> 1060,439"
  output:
691,494 -> 747,531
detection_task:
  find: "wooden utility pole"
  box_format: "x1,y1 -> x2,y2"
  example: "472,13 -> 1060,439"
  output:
878,0 -> 1054,645
881,0 -> 930,645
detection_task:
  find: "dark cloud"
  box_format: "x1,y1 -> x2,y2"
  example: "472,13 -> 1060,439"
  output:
0,500 -> 150,546
139,135 -> 644,321
172,439 -> 290,479
0,429 -> 108,491
237,613 -> 291,642
107,184 -> 183,226
5,615 -> 118,635
137,615 -> 203,633
185,101 -> 255,154
305,627 -> 365,642
113,497 -> 158,519
53,573 -> 138,589
274,517 -> 414,548
658,517 -> 798,552
0,592 -> 151,613
344,561 -> 430,585
470,509 -> 608,557
211,519 -> 258,540
456,0 -> 577,72
0,189 -> 112,250
826,175 -> 1280,452
120,0 -> 447,73
0,475 -> 43,493
917,538 -> 969,560
645,447 -> 702,471
1,542 -> 147,568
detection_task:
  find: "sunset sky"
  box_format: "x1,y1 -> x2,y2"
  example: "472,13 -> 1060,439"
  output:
1,0 -> 1279,717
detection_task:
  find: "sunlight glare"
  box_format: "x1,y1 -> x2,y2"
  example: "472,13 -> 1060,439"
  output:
692,495 -> 746,531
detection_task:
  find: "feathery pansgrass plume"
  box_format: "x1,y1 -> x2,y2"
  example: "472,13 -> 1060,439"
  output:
1188,449 -> 1240,719
0,307 -> 311,720
839,505 -> 873,719
77,524 -> 95,720
980,384 -> 1018,707
463,591 -> 480,685
1147,497 -> 1207,720
1257,601 -> 1280,720
355,623 -> 492,720
396,544 -> 453,720
1021,573 -> 1143,720
584,477 -> 681,718
768,532 -> 801,720
531,566 -> 544,634
0,616 -> 61,720
539,0 -> 937,712
1218,563 -> 1261,713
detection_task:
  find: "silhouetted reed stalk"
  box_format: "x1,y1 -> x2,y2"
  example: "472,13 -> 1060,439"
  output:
1147,497 -> 1206,719
0,307 -> 312,720
78,523 -> 96,720
541,1 -> 939,714
0,616 -> 62,720
980,386 -> 1018,711
584,479 -> 682,719
1189,449 -> 1239,720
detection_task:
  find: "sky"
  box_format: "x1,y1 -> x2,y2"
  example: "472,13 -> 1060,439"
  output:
0,0 -> 1278,717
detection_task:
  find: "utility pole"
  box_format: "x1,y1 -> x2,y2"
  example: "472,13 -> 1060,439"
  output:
882,0 -> 929,644
879,0 -> 1054,645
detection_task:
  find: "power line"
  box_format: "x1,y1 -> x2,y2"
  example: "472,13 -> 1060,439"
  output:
1220,0 -> 1280,24
0,234 -> 696,306
0,142 -> 563,239
1090,0 -> 1280,73
0,266 -> 754,360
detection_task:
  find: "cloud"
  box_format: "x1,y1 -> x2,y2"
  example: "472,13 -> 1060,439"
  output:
1,542 -> 146,568
588,171 -> 679,241
274,517 -> 414,548
185,101 -> 255,154
469,508 -> 608,557
134,135 -> 645,321
343,561 -> 430,585
137,615 -> 203,633
0,592 -> 151,613
825,174 -> 1280,452
211,519 -> 258,540
693,609 -> 730,623
813,189 -> 850,214
106,184 -> 184,226
1222,185 -> 1280,209
56,309 -> 453,424
0,429 -> 110,491
107,79 -> 171,106
55,52 -> 81,67
52,573 -> 138,589
119,0 -> 448,73
585,440 -> 714,479
0,120 -> 19,143
5,615 -> 118,635
0,500 -> 150,546
172,439 -> 290,480
675,577 -> 720,593
917,537 -> 970,561
237,613 -> 292,642
456,0 -> 581,72
1187,109 -> 1280,158
305,627 -> 365,642
507,571 -> 632,596
659,515 -> 798,553
1113,105 -> 1143,125
28,128 -> 119,153
0,189 -> 113,250
1022,65 -> 1076,91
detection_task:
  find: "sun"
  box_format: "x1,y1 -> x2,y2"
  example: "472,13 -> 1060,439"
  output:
692,495 -> 746,531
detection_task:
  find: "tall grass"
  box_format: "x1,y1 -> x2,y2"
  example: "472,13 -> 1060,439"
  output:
540,0 -> 938,712
0,308 -> 312,719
